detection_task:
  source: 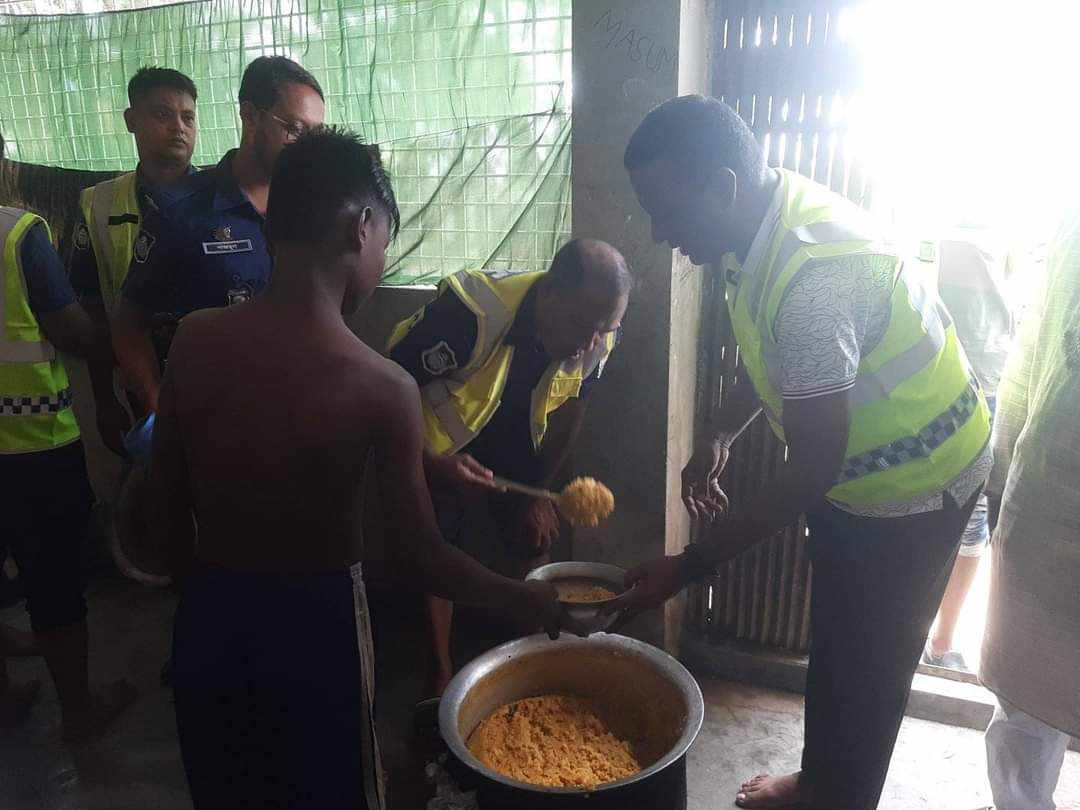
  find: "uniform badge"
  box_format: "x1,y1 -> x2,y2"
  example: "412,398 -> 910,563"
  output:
421,341 -> 459,376
133,230 -> 155,263
74,223 -> 90,251
226,275 -> 254,306
203,224 -> 253,255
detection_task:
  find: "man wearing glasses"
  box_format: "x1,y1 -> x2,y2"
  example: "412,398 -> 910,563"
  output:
112,56 -> 325,416
387,240 -> 630,698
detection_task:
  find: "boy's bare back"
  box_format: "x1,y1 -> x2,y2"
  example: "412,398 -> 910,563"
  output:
160,300 -> 411,573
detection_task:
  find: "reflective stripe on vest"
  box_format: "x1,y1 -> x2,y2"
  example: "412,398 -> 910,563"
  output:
79,172 -> 139,309
0,339 -> 54,364
0,208 -> 56,365
387,269 -> 614,455
744,218 -> 878,322
447,270 -> 514,366
0,206 -> 80,454
0,389 -> 73,416
838,377 -> 980,481
848,275 -> 952,408
727,170 -> 990,506
423,376 -> 476,451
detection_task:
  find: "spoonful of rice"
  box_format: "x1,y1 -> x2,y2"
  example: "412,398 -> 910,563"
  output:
490,475 -> 615,527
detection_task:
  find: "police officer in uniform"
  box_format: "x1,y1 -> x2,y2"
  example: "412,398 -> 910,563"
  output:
387,239 -> 631,696
112,56 -> 325,416
68,67 -> 199,451
0,133 -> 135,739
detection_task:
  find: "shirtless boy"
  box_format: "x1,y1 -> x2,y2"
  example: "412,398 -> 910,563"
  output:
151,127 -> 562,809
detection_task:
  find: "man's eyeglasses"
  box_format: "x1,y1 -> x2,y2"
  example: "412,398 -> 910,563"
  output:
268,113 -> 307,143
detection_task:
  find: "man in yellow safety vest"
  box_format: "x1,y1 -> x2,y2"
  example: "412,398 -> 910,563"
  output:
68,66 -> 198,453
0,131 -> 136,741
615,96 -> 992,810
388,239 -> 630,695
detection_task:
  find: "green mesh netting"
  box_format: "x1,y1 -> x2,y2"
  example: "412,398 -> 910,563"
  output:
0,0 -> 571,284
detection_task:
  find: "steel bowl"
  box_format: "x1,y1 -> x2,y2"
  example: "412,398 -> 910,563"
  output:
439,632 -> 704,805
526,561 -> 627,634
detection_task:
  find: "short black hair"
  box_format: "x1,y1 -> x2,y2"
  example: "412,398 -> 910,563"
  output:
238,56 -> 324,109
127,67 -> 198,107
624,95 -> 766,187
266,126 -> 400,246
546,238 -> 633,298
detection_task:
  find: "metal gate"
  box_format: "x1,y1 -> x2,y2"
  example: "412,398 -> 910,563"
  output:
687,0 -> 868,653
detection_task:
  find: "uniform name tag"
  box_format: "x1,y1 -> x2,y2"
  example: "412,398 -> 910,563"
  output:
202,239 -> 254,255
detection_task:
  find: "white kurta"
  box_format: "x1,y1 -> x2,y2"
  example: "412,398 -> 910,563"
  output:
981,211 -> 1080,738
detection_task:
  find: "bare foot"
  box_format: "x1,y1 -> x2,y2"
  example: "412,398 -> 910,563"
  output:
62,680 -> 139,747
735,772 -> 810,808
0,679 -> 42,727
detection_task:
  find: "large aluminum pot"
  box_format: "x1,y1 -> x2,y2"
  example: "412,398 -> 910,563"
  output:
439,633 -> 704,809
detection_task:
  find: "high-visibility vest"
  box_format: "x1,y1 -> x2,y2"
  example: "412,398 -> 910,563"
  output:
0,207 -> 80,454
78,172 -> 140,309
725,170 -> 991,507
388,269 -> 616,456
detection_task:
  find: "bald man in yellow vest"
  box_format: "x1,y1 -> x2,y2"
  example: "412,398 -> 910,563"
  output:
388,239 -> 630,695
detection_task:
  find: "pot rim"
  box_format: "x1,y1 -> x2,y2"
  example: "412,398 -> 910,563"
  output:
438,632 -> 705,795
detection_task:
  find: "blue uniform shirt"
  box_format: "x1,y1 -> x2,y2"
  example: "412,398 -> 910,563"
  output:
21,223 -> 76,316
121,150 -> 271,318
69,166 -> 196,299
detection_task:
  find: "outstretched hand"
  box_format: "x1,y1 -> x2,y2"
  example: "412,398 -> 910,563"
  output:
602,554 -> 689,615
518,579 -> 562,639
682,442 -> 730,522
514,498 -> 560,556
426,452 -> 505,492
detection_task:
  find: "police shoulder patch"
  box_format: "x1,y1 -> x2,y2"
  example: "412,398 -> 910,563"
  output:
74,223 -> 90,251
133,230 -> 156,263
421,340 -> 459,376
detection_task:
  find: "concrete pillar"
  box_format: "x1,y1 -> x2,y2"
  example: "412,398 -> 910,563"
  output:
571,0 -> 712,652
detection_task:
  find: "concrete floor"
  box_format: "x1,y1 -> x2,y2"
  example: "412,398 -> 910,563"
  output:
2,575 -> 1079,810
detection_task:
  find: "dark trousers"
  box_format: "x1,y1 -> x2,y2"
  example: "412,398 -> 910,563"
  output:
0,441 -> 91,632
172,566 -> 372,810
801,490 -> 978,809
